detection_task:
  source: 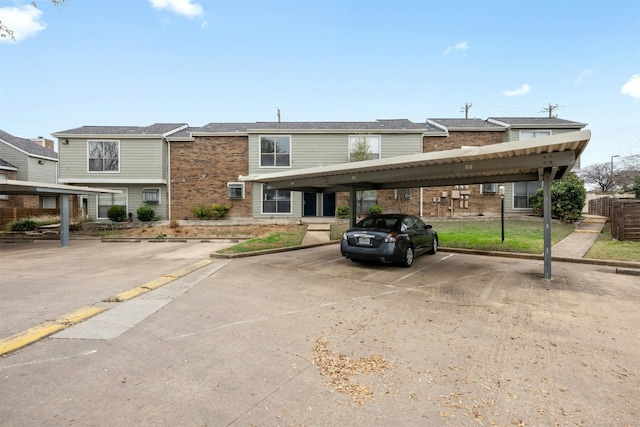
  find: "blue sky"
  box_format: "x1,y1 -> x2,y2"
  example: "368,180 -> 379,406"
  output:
1,0 -> 639,169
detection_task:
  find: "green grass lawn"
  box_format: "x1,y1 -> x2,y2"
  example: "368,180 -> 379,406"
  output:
426,217 -> 576,254
332,216 -> 575,255
218,226 -> 307,254
585,223 -> 640,262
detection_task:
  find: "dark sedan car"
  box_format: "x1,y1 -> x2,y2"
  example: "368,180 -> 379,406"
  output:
340,214 -> 438,267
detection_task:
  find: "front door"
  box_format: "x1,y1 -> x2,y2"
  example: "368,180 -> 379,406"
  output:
322,192 -> 336,217
303,192 -> 316,216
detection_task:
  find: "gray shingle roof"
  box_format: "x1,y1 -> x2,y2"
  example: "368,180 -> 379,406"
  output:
0,158 -> 18,169
53,123 -> 188,136
0,129 -> 58,159
488,117 -> 587,128
428,118 -> 505,130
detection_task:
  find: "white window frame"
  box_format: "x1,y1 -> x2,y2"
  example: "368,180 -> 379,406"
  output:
96,187 -> 128,219
227,182 -> 245,199
142,188 -> 161,204
88,140 -> 120,173
348,135 -> 381,161
512,181 -> 541,209
394,188 -> 413,199
519,130 -> 551,140
259,135 -> 291,168
261,184 -> 291,214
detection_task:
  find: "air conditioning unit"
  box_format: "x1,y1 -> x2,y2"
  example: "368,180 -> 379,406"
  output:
481,183 -> 498,194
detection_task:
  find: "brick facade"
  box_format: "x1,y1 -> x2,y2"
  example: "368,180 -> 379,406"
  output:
170,135 -> 251,220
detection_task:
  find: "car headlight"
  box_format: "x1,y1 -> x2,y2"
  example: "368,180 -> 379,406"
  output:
342,232 -> 348,241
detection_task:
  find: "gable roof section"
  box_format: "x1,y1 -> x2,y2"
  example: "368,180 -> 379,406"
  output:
241,130 -> 591,193
175,119 -> 446,139
0,158 -> 18,170
53,123 -> 188,138
487,117 -> 587,129
427,118 -> 507,132
0,129 -> 58,160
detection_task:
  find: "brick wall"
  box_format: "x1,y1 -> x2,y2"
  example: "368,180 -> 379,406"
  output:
421,131 -> 505,217
170,136 -> 251,220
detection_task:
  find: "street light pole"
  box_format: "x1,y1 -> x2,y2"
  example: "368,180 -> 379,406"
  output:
499,184 -> 505,243
610,155 -> 619,193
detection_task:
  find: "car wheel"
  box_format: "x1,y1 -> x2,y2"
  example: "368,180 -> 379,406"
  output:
428,237 -> 438,254
401,246 -> 414,267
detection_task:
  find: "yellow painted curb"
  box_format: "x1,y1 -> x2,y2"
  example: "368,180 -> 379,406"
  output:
0,306 -> 106,356
106,259 -> 214,302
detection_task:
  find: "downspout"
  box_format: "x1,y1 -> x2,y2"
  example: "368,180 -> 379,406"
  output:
419,187 -> 423,218
166,138 -> 172,220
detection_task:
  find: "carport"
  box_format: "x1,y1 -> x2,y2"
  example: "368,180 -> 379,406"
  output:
241,130 -> 591,279
0,176 -> 120,247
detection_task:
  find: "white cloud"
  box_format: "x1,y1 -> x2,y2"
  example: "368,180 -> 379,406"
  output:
574,68 -> 594,84
149,0 -> 204,18
621,74 -> 640,99
0,5 -> 45,43
443,41 -> 468,55
503,84 -> 531,97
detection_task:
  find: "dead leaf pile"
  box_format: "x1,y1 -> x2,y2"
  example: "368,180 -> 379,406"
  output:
312,337 -> 396,405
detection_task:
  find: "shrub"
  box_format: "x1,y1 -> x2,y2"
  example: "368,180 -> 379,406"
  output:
368,204 -> 383,215
529,173 -> 586,223
137,205 -> 156,222
210,204 -> 232,219
191,203 -> 232,220
336,205 -> 350,219
191,203 -> 210,220
10,218 -> 38,231
107,205 -> 127,222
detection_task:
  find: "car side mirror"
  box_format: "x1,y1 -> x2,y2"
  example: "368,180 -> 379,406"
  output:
426,224 -> 432,229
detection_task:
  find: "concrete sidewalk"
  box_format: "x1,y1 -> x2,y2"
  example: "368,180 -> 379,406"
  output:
551,215 -> 607,258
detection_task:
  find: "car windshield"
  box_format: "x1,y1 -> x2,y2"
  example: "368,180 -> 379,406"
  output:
357,216 -> 400,229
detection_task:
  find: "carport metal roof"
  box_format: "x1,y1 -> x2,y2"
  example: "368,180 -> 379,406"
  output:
241,130 -> 591,280
240,130 -> 591,192
0,176 -> 121,247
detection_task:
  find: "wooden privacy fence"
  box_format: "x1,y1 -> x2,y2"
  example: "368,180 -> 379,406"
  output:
0,208 -> 60,228
588,196 -> 619,218
611,199 -> 640,241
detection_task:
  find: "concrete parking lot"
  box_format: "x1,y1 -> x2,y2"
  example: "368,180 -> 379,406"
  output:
1,240 -> 638,426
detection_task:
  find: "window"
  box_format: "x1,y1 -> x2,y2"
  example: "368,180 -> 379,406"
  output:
88,140 -> 119,172
40,196 -> 57,208
513,181 -> 541,209
520,130 -> 551,140
349,135 -> 380,161
97,188 -> 127,219
262,185 -> 291,214
394,188 -> 412,199
142,188 -> 160,204
480,183 -> 498,194
227,182 -> 245,199
260,136 -> 291,167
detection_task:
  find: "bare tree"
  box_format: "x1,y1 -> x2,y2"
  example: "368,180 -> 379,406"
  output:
581,162 -> 617,192
581,155 -> 640,193
1,1 -> 67,40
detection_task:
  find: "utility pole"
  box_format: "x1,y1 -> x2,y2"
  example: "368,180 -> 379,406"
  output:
277,107 -> 281,123
460,102 -> 472,119
541,103 -> 561,118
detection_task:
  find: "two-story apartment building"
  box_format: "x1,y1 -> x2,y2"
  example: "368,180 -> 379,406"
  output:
52,124 -> 187,221
53,116 -> 587,222
0,129 -> 59,209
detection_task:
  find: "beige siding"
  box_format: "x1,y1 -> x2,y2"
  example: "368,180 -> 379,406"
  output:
247,132 -> 422,218
27,158 -> 57,183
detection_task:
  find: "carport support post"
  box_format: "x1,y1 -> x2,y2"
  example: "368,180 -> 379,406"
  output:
60,194 -> 70,247
543,167 -> 552,279
349,187 -> 357,228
